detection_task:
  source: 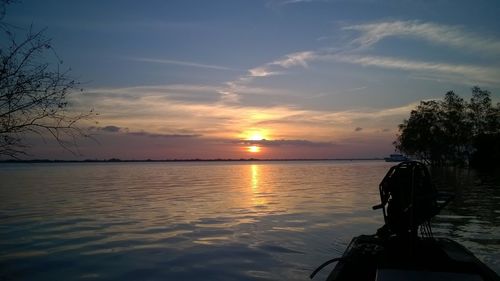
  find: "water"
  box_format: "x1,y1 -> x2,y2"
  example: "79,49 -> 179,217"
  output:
431,167 -> 500,272
0,161 -> 498,280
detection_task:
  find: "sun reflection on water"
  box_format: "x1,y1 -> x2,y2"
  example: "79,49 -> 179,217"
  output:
251,164 -> 259,190
250,164 -> 268,207
8,162 -> 498,279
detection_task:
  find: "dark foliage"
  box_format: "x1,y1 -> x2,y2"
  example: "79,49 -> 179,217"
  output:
394,87 -> 500,167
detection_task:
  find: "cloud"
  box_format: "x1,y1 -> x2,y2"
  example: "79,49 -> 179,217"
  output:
92,125 -> 201,138
332,54 -> 500,84
246,51 -> 316,78
248,67 -> 279,77
225,20 -> 500,103
323,103 -> 418,121
128,57 -> 236,71
100,125 -> 122,133
217,88 -> 241,104
281,0 -> 316,4
79,83 -> 417,145
226,19 -> 500,100
22,16 -> 206,33
77,17 -> 500,151
270,51 -> 317,68
87,84 -> 222,96
221,51 -> 318,101
344,20 -> 500,54
83,84 -> 223,105
268,0 -> 328,7
55,81 -> 426,159
236,139 -> 336,148
127,131 -> 201,138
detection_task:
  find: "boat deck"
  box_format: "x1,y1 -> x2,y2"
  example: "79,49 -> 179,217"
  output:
376,269 -> 483,281
327,235 -> 500,281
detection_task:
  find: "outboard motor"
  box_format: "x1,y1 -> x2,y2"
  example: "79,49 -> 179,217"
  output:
310,161 -> 441,279
373,161 -> 446,239
310,161 -> 500,281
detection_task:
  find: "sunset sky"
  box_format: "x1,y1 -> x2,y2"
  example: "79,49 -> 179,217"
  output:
6,0 -> 500,159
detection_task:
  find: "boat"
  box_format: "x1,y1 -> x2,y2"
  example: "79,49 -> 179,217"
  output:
311,161 -> 500,281
384,154 -> 409,162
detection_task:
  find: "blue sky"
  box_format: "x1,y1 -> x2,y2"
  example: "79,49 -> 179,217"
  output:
5,0 -> 500,159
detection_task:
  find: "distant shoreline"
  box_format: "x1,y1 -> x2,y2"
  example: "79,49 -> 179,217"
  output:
0,158 -> 384,163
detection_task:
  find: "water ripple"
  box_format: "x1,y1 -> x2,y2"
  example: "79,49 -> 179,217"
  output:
1,161 -> 498,280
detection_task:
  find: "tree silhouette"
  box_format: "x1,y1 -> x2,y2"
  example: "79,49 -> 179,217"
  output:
395,100 -> 445,165
468,87 -> 500,167
395,87 -> 499,167
0,1 -> 94,158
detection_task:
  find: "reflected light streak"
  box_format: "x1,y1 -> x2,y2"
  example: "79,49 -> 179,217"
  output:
251,164 -> 259,190
250,164 -> 267,207
248,146 -> 261,153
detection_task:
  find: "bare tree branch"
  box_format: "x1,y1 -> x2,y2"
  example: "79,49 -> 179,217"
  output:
0,1 -> 95,158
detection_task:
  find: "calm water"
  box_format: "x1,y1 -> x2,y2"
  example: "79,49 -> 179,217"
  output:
0,161 -> 498,280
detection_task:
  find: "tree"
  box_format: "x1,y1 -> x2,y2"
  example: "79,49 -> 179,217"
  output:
394,100 -> 446,165
0,1 -> 93,158
469,86 -> 498,135
394,87 -> 499,167
439,91 -> 469,165
467,87 -> 500,167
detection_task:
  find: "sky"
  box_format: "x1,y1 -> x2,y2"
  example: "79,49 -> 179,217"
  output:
4,0 -> 500,159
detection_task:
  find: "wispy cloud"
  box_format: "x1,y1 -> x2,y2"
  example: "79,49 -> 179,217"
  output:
344,20 -> 500,54
83,84 -> 223,105
234,20 -> 500,89
268,0 -> 328,7
122,20 -> 500,113
270,51 -> 317,68
281,0 -> 316,4
248,67 -> 280,77
23,16 -> 208,34
94,125 -> 201,138
90,84 -> 223,95
220,51 -> 319,102
127,131 -> 201,138
332,54 -> 500,84
61,80 -> 431,159
236,139 -> 336,148
128,57 -> 237,71
79,84 -> 415,141
247,51 -> 316,78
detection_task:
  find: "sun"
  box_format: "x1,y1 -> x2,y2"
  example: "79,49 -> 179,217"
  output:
241,129 -> 269,141
247,146 -> 261,153
248,133 -> 264,141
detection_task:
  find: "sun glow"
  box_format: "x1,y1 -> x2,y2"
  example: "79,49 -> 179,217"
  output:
248,133 -> 264,141
241,129 -> 269,141
247,146 -> 261,153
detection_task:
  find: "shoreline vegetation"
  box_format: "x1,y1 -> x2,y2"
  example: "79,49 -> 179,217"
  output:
394,87 -> 499,168
0,158 -> 384,163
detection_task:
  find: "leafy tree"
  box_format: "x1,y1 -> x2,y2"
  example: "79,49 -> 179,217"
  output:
469,86 -> 499,135
468,87 -> 500,167
0,1 -> 94,158
395,87 -> 499,167
394,100 -> 445,165
439,91 -> 469,165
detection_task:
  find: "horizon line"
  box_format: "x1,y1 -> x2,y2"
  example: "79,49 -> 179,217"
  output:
0,158 -> 386,163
